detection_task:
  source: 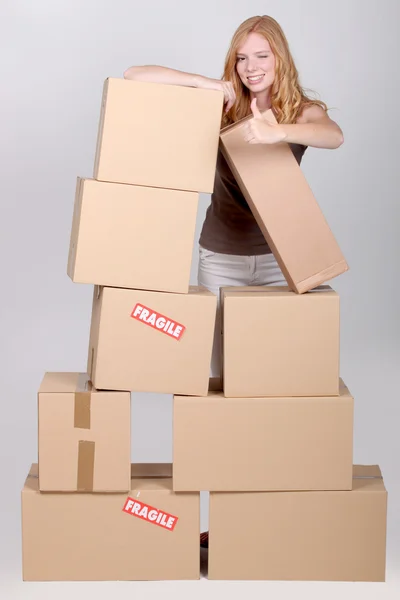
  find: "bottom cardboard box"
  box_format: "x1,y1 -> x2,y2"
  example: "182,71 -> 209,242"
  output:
22,463 -> 199,581
208,465 -> 387,581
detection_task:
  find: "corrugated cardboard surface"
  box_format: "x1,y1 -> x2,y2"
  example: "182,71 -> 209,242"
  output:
94,78 -> 223,193
173,379 -> 353,491
222,285 -> 340,397
67,178 -> 198,293
22,464 -> 200,581
38,372 -> 131,492
209,465 -> 387,581
88,286 -> 216,395
220,113 -> 349,293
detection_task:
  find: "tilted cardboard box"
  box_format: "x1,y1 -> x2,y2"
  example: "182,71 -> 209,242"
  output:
219,113 -> 349,293
222,285 -> 340,397
68,178 -> 198,293
173,378 -> 353,492
88,285 -> 216,394
38,372 -> 130,492
208,465 -> 387,581
22,463 -> 199,581
94,78 -> 223,192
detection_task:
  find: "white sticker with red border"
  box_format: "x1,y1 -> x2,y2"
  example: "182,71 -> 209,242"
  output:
131,304 -> 185,341
122,497 -> 178,531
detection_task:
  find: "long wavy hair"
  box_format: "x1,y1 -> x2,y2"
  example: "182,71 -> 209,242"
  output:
221,15 -> 328,127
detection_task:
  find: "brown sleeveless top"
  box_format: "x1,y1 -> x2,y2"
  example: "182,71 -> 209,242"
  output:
199,142 -> 307,255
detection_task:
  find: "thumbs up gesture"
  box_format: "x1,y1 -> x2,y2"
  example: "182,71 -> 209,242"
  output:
243,98 -> 287,144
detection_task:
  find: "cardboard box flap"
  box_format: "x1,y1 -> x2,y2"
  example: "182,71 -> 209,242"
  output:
176,379 -> 350,402
131,463 -> 172,479
353,465 -> 383,479
130,464 -> 173,492
39,372 -> 90,394
24,464 -> 173,493
221,285 -> 336,300
338,378 -> 351,396
188,285 -> 216,297
352,465 -> 386,492
110,285 -> 214,299
23,464 -> 39,493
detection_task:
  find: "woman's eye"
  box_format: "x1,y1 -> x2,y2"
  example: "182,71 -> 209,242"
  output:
237,55 -> 268,61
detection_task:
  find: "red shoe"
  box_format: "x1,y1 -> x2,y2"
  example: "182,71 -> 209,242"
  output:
200,531 -> 209,549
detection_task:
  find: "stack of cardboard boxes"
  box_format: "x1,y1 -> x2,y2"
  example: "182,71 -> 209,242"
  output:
21,78 -> 387,582
21,78 -> 223,581
174,114 -> 387,581
175,288 -> 388,581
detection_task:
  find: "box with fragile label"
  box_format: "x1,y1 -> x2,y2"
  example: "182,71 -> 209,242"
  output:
22,463 -> 200,581
88,285 -> 216,394
222,285 -> 340,397
67,178 -> 198,293
173,379 -> 353,491
38,372 -> 130,492
220,112 -> 349,293
208,465 -> 387,581
94,78 -> 223,192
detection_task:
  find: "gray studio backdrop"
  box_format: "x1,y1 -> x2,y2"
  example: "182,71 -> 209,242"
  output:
1,0 -> 399,597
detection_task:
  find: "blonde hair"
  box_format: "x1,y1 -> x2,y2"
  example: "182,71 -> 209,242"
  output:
221,15 -> 328,127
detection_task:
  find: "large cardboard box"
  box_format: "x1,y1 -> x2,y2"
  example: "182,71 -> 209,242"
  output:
173,379 -> 353,492
220,113 -> 349,293
94,78 -> 223,192
222,285 -> 340,397
38,372 -> 130,492
67,178 -> 198,293
208,465 -> 387,581
22,463 -> 199,581
88,285 -> 216,394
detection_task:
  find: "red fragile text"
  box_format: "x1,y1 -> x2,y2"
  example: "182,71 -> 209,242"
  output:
131,304 -> 185,341
122,497 -> 178,531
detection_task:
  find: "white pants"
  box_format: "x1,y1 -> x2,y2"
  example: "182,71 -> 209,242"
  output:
197,245 -> 287,379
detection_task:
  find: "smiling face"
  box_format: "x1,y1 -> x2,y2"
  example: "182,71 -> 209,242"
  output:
235,32 -> 276,100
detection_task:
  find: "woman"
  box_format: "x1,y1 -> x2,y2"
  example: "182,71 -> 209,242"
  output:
125,14 -> 343,549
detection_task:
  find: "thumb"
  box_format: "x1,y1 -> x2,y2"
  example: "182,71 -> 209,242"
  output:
250,97 -> 262,118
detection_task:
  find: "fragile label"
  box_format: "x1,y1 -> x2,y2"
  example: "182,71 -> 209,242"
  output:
122,498 -> 178,531
131,304 -> 185,341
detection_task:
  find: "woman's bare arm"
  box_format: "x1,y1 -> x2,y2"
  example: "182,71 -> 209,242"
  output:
281,104 -> 344,149
124,65 -> 203,88
123,65 -> 236,111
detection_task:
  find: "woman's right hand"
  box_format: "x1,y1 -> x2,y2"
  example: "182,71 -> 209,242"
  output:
196,77 -> 236,112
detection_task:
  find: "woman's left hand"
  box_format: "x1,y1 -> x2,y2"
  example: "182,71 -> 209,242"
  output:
243,98 -> 287,144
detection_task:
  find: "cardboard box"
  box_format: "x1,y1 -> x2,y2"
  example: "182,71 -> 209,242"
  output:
94,78 -> 223,192
209,465 -> 387,581
222,285 -> 340,397
22,463 -> 199,581
38,372 -> 130,492
219,113 -> 349,293
67,178 -> 198,293
173,378 -> 353,491
88,285 -> 216,394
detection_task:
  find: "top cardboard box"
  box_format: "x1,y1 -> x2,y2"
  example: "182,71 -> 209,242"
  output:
220,111 -> 349,293
93,78 -> 224,193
